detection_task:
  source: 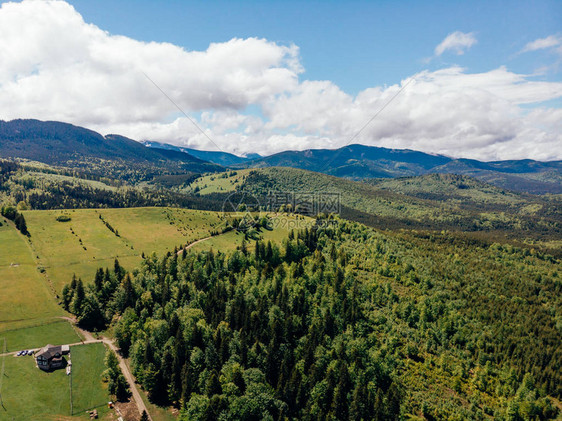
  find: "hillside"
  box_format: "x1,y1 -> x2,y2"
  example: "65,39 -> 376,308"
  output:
2,119 -> 560,194
0,119 -> 223,173
59,216 -> 562,420
187,167 -> 562,248
22,207 -> 307,293
241,143 -> 451,177
1,160 -> 561,420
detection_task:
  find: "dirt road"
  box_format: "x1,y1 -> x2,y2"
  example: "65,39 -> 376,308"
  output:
176,235 -> 213,255
71,323 -> 151,420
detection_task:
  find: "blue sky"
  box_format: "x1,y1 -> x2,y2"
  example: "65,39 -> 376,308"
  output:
1,0 -> 561,159
65,0 -> 562,93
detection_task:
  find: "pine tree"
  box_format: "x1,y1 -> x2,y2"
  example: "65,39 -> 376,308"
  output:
61,284 -> 73,311
94,268 -> 104,293
72,278 -> 85,315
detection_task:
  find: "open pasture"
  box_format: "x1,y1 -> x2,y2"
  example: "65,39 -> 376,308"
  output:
0,222 -> 65,331
23,207 -> 227,292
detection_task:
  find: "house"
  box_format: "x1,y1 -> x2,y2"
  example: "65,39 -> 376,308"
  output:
35,344 -> 70,371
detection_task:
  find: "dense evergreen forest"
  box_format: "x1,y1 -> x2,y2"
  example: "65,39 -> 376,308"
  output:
62,217 -> 562,420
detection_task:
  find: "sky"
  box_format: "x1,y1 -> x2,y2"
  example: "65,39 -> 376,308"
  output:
0,0 -> 561,160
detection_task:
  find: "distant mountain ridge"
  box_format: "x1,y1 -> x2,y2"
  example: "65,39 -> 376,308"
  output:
238,144 -> 562,194
142,140 -> 260,166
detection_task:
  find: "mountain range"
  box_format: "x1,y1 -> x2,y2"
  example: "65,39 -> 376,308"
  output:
234,144 -> 562,194
1,119 -> 560,194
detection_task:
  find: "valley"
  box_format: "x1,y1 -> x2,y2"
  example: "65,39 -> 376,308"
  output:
0,119 -> 561,420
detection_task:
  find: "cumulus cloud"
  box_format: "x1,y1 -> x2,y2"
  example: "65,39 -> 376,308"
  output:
0,1 -> 561,161
0,0 -> 301,125
261,67 -> 562,160
435,31 -> 477,56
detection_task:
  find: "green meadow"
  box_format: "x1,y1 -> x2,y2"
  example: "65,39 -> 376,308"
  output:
0,320 -> 82,352
185,169 -> 249,195
0,221 -> 65,331
70,343 -> 110,416
1,206 -> 303,337
23,207 -> 227,292
22,207 -> 307,294
0,342 -> 109,421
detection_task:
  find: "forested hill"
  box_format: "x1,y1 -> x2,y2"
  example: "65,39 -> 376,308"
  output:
188,167 -> 562,249
62,217 -> 562,420
0,119 -> 223,173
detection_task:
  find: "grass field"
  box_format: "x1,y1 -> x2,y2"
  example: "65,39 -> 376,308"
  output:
0,342 -> 109,420
27,171 -> 118,192
0,221 -> 65,331
70,343 -> 109,416
1,206 -> 308,347
0,320 -> 81,352
186,170 -> 249,195
23,207 -> 306,293
23,207 -> 227,292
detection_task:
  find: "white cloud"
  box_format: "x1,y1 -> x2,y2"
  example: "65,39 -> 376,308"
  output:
0,1 -> 561,161
435,31 -> 477,56
521,35 -> 562,53
0,0 -> 301,125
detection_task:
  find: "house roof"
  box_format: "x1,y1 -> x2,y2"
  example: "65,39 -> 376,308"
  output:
36,344 -> 63,360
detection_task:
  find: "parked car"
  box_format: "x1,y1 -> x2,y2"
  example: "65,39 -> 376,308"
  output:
16,351 -> 23,356
27,350 -> 34,355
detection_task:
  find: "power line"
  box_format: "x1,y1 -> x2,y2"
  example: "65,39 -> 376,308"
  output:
318,76 -> 415,174
141,72 -> 225,153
